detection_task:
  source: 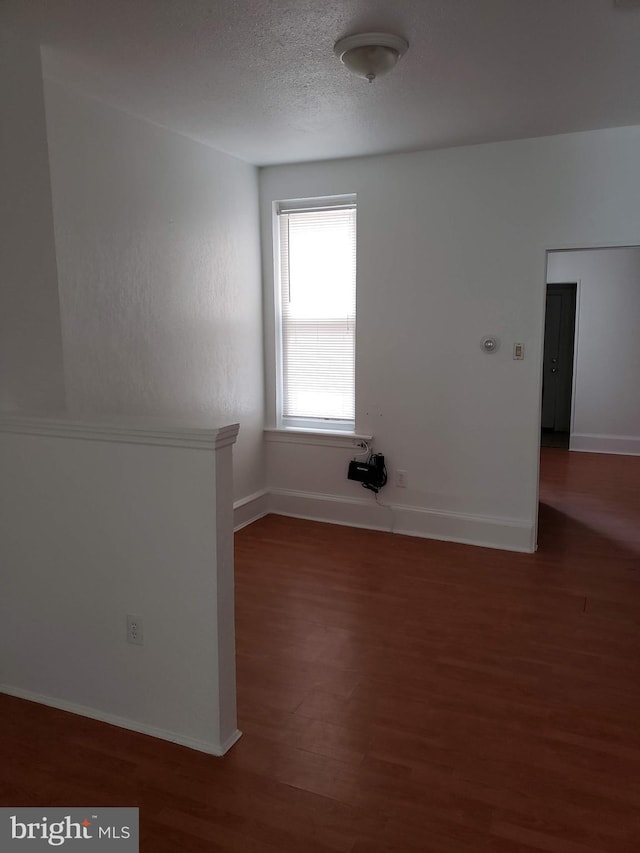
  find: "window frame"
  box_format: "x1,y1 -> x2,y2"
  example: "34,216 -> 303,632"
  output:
273,194 -> 357,433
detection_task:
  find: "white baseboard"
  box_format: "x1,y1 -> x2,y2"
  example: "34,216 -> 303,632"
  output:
0,684 -> 242,757
233,489 -> 269,531
268,488 -> 535,553
393,504 -> 535,552
571,433 -> 640,456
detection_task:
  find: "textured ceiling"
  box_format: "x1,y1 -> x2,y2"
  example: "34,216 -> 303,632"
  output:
2,0 -> 640,165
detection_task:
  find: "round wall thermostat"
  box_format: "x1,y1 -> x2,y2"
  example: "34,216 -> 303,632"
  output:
481,336 -> 499,354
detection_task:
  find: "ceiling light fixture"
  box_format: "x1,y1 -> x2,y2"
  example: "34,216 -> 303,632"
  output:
333,32 -> 409,82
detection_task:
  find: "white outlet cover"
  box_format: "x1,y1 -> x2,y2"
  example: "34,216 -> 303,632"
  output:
126,614 -> 144,645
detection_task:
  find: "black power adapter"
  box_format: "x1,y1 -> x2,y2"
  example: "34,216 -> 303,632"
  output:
348,453 -> 388,494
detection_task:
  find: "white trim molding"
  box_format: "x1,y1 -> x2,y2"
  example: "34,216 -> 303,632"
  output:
234,489 -> 269,531
0,685 -> 242,756
264,428 -> 373,449
0,413 -> 239,450
393,504 -> 535,552
570,432 -> 640,456
268,488 -> 535,553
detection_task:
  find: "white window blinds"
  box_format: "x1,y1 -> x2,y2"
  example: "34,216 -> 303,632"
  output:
278,201 -> 356,425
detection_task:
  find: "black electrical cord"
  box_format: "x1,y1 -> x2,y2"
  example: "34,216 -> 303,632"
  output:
361,453 -> 387,494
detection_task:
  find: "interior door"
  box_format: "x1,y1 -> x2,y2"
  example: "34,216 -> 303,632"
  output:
541,283 -> 576,432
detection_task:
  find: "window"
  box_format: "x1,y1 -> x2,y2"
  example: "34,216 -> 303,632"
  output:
275,196 -> 356,431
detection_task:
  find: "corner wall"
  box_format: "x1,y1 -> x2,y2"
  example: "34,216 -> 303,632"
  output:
0,31 -> 66,411
0,415 -> 241,755
44,80 -> 265,502
260,126 -> 640,551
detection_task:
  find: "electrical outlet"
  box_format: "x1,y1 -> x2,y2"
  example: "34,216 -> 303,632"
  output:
354,439 -> 369,449
396,469 -> 408,488
126,614 -> 143,645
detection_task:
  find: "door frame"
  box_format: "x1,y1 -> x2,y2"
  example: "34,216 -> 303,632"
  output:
533,241 -> 640,550
569,279 -> 582,445
541,277 -> 581,444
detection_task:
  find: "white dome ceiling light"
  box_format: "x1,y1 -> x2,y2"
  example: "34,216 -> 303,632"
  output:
333,32 -> 409,82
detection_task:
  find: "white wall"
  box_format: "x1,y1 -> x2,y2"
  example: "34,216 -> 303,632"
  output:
43,80 -> 265,503
260,126 -> 640,551
0,31 -> 66,411
548,247 -> 640,455
0,415 -> 240,755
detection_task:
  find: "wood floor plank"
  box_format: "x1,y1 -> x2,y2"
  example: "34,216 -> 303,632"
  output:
2,448 -> 640,851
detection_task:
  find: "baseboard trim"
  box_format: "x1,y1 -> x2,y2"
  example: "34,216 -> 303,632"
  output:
234,490 -> 269,531
393,504 -> 535,553
268,488 -> 535,553
0,684 -> 242,757
570,433 -> 640,456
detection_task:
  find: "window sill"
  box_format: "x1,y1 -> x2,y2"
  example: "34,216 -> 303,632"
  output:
264,427 -> 373,449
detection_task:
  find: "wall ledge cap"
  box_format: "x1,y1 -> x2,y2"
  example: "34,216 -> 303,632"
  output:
0,412 -> 239,450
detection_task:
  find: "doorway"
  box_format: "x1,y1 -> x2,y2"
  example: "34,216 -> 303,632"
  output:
537,245 -> 640,553
541,282 -> 576,449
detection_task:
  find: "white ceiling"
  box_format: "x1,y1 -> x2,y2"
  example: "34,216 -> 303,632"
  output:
2,0 -> 640,166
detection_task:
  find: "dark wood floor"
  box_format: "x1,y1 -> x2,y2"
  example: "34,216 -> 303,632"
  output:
2,448 -> 640,852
